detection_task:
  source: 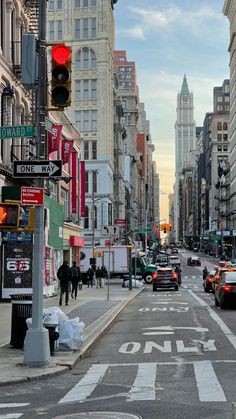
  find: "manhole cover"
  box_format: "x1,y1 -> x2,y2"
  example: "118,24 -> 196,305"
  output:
53,412 -> 142,419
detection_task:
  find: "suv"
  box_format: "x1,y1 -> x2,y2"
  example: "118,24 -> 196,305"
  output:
152,267 -> 179,291
168,255 -> 181,267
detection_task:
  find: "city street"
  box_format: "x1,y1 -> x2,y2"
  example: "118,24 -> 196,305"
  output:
0,251 -> 235,419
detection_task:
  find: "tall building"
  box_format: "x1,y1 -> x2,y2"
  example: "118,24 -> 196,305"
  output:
174,75 -> 196,241
47,0 -> 119,246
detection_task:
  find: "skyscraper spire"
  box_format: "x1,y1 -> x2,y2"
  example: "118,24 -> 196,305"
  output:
180,74 -> 190,96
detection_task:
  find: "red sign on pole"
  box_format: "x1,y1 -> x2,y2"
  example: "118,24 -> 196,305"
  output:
21,187 -> 44,206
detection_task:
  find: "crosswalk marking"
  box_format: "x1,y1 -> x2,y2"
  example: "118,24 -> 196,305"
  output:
59,361 -> 230,404
58,364 -> 109,404
127,363 -> 156,401
0,415 -> 23,418
0,404 -> 29,408
193,361 -> 226,402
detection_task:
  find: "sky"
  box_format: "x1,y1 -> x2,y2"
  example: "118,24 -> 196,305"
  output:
114,0 -> 229,219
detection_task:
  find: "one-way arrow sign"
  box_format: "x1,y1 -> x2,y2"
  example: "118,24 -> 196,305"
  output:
13,160 -> 62,178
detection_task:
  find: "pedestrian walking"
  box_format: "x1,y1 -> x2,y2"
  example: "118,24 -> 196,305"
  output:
101,265 -> 108,287
96,266 -> 102,288
87,266 -> 94,287
71,261 -> 81,299
57,260 -> 72,306
202,266 -> 208,280
174,265 -> 182,285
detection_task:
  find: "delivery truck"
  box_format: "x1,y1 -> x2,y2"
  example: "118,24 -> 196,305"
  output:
80,245 -> 156,284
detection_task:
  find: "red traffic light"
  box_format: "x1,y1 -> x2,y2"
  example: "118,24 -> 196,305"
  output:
52,44 -> 71,65
0,203 -> 20,228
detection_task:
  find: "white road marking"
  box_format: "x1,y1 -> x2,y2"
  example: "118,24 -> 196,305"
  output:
0,415 -> 23,419
142,326 -> 208,333
189,290 -> 236,351
193,360 -> 226,402
58,364 -> 109,404
127,363 -> 157,401
0,405 -> 29,408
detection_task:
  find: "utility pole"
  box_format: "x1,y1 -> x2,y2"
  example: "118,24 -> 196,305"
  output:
24,0 -> 50,365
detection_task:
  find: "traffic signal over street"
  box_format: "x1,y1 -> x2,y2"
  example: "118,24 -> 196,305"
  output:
0,203 -> 20,228
51,44 -> 72,109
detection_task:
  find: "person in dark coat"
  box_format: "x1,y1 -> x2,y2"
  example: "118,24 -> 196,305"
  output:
57,260 -> 72,306
96,266 -> 102,288
202,266 -> 208,280
71,261 -> 81,299
87,266 -> 94,287
101,265 -> 108,287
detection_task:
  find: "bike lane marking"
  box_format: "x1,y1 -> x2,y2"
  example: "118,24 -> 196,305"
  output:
189,290 -> 236,351
193,360 -> 226,402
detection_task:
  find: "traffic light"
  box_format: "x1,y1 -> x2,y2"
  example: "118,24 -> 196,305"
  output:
51,44 -> 72,109
168,223 -> 172,231
163,226 -> 167,233
0,203 -> 20,228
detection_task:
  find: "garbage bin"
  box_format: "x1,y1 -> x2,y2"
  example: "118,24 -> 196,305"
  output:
10,294 -> 32,349
43,313 -> 59,355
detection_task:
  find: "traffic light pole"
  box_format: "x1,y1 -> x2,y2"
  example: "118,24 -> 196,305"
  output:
24,0 -> 50,366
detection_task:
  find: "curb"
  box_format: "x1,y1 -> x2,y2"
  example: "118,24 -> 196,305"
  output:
0,287 -> 144,386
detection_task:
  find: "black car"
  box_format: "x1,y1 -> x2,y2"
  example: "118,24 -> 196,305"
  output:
215,271 -> 236,308
152,267 -> 179,291
155,254 -> 168,267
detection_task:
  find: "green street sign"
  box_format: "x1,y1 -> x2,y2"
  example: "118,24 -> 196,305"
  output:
45,117 -> 53,133
0,125 -> 34,139
133,227 -> 152,233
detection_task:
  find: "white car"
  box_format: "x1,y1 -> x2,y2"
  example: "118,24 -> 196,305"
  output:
168,255 -> 181,266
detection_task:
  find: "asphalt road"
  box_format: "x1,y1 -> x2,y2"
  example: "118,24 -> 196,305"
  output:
1,251 -> 236,419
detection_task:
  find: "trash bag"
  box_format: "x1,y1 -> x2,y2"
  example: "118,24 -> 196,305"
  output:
59,317 -> 85,350
46,306 -> 68,324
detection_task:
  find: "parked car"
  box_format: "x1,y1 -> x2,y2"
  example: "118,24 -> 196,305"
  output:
187,256 -> 201,266
214,271 -> 236,308
152,267 -> 179,291
212,266 -> 236,293
171,248 -> 179,254
203,270 -> 216,293
168,255 -> 181,267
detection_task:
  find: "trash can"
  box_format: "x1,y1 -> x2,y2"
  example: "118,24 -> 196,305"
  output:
10,294 -> 32,349
43,314 -> 59,355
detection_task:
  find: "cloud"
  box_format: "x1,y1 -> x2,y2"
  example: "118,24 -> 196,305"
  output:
117,25 -> 145,40
127,5 -> 223,37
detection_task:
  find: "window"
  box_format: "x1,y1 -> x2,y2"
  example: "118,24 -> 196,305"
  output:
84,206 -> 89,228
92,18 -> 96,37
49,181 -> 57,200
57,20 -> 62,40
48,0 -> 54,10
83,110 -> 89,130
61,188 -> 69,219
92,141 -> 97,159
217,96 -> 223,102
75,80 -> 81,100
75,110 -> 81,131
122,100 -> 127,109
223,145 -> 228,151
83,79 -> 89,99
118,57 -> 125,61
84,141 -> 89,159
91,110 -> 97,130
91,0 -> 97,6
225,96 -> 230,102
91,50 -> 97,68
75,19 -> 81,39
57,0 -> 62,9
223,134 -> 228,141
83,48 -> 89,69
217,122 -> 222,130
83,18 -> 89,38
91,79 -> 97,99
49,21 -> 54,41
119,67 -> 125,71
83,0 -> 88,5
92,171 -> 97,193
85,171 -> 89,193
223,122 -> 228,130
75,0 -> 80,6
126,74 -> 131,79
217,134 -> 222,141
217,146 -> 222,151
225,84 -> 230,93
75,51 -> 81,69
94,205 -> 97,229
217,105 -> 223,111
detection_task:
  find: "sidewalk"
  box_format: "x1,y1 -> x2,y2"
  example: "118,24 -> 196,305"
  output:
0,280 -> 144,386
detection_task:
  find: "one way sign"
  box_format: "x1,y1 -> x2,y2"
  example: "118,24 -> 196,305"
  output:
13,160 -> 62,178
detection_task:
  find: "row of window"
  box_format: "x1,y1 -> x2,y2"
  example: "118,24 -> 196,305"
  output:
217,134 -> 228,141
75,79 -> 97,100
75,48 -> 97,70
217,145 -> 228,152
119,82 -> 132,88
75,110 -> 97,131
118,66 -> 133,72
83,140 -> 97,160
48,0 -> 96,10
217,122 -> 228,130
48,19 -> 97,41
118,74 -> 132,80
216,96 -> 230,102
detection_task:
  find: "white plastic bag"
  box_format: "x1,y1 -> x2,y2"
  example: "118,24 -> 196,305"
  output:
59,317 -> 85,350
46,306 -> 69,324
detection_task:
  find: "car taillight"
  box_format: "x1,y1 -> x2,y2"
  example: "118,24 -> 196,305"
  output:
208,278 -> 214,282
223,285 -> 233,291
173,272 -> 177,278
